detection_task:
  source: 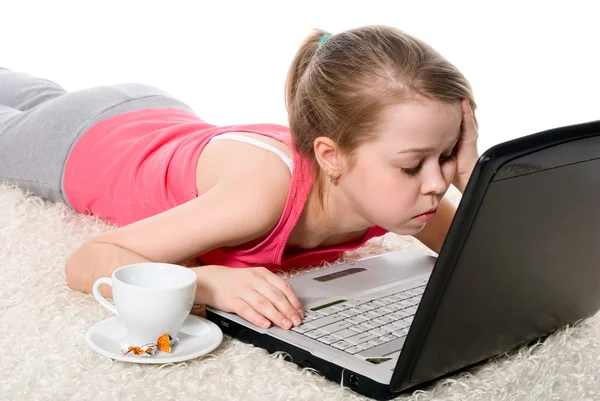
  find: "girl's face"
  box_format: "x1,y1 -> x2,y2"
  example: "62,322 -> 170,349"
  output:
341,98 -> 462,235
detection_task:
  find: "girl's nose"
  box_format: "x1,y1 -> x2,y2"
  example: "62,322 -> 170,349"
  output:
421,166 -> 448,195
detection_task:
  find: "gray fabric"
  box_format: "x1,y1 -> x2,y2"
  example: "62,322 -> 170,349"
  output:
0,67 -> 194,205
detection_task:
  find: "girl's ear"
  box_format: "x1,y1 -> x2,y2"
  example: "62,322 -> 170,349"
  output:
313,136 -> 345,179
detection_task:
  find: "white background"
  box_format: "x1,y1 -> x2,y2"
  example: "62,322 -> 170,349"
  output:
2,0 -> 599,154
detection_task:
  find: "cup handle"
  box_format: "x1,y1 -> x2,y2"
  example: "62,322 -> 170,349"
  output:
92,277 -> 118,316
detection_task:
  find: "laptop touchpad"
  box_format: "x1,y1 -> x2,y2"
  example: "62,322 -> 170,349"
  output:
312,265 -> 393,294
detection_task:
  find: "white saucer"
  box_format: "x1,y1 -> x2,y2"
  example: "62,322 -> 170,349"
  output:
86,315 -> 223,364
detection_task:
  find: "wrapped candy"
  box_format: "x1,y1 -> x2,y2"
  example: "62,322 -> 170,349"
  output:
124,344 -> 157,357
156,333 -> 172,352
122,333 -> 176,357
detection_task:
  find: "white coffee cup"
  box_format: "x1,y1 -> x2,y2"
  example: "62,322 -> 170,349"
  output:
93,262 -> 197,347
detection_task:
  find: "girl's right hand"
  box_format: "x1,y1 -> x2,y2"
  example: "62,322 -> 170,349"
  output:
197,265 -> 305,330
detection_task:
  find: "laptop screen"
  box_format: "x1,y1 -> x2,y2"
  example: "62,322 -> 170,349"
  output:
407,131 -> 600,385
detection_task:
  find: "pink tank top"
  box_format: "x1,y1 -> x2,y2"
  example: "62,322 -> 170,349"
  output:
63,108 -> 387,270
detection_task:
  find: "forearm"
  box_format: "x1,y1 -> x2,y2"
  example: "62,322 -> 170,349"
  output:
64,241 -> 152,297
190,264 -> 223,306
65,240 -> 223,306
454,151 -> 480,194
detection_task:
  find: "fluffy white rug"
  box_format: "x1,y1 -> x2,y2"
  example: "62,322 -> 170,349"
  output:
1,182 -> 599,401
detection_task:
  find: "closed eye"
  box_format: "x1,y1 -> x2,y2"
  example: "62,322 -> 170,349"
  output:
401,146 -> 457,177
401,162 -> 423,176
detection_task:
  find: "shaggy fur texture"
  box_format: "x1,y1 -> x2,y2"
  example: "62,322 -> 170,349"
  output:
1,182 -> 599,400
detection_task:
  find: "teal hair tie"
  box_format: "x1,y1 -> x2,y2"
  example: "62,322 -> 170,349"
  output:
318,33 -> 331,48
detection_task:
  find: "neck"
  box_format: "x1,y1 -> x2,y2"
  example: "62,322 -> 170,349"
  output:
288,172 -> 371,249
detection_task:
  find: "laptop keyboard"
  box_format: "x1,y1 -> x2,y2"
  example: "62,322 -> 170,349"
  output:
292,277 -> 428,357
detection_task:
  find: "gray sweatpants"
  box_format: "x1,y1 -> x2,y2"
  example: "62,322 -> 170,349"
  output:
0,67 -> 194,206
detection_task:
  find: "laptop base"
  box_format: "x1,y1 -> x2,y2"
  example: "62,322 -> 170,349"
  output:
205,308 -> 400,400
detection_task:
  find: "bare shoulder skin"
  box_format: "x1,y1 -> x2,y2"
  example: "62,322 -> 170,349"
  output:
65,133 -> 294,293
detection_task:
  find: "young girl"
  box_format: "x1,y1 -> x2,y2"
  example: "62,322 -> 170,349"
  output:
0,25 -> 479,331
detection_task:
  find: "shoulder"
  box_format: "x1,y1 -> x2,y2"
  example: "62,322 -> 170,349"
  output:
195,132 -> 294,239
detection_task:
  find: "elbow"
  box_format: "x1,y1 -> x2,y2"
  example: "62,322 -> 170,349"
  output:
64,247 -> 90,294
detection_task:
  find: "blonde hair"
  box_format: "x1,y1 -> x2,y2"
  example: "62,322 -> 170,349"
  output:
284,25 -> 478,199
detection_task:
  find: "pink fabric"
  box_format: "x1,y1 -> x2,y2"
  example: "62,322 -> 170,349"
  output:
63,108 -> 387,270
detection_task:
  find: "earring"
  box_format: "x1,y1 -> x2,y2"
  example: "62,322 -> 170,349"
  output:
319,162 -> 340,184
328,173 -> 340,185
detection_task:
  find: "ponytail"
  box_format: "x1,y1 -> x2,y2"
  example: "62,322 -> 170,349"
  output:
284,29 -> 329,112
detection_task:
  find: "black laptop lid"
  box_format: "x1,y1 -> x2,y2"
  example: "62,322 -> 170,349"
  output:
391,119 -> 600,392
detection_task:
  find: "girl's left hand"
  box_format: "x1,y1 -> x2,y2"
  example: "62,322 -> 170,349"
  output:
453,99 -> 480,193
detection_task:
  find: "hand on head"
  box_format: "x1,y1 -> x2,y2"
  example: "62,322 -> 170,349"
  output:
453,99 -> 480,192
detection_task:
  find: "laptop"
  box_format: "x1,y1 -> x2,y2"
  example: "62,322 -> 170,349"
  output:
206,118 -> 600,399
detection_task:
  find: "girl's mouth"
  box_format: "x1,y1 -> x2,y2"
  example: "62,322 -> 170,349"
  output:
413,208 -> 437,223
